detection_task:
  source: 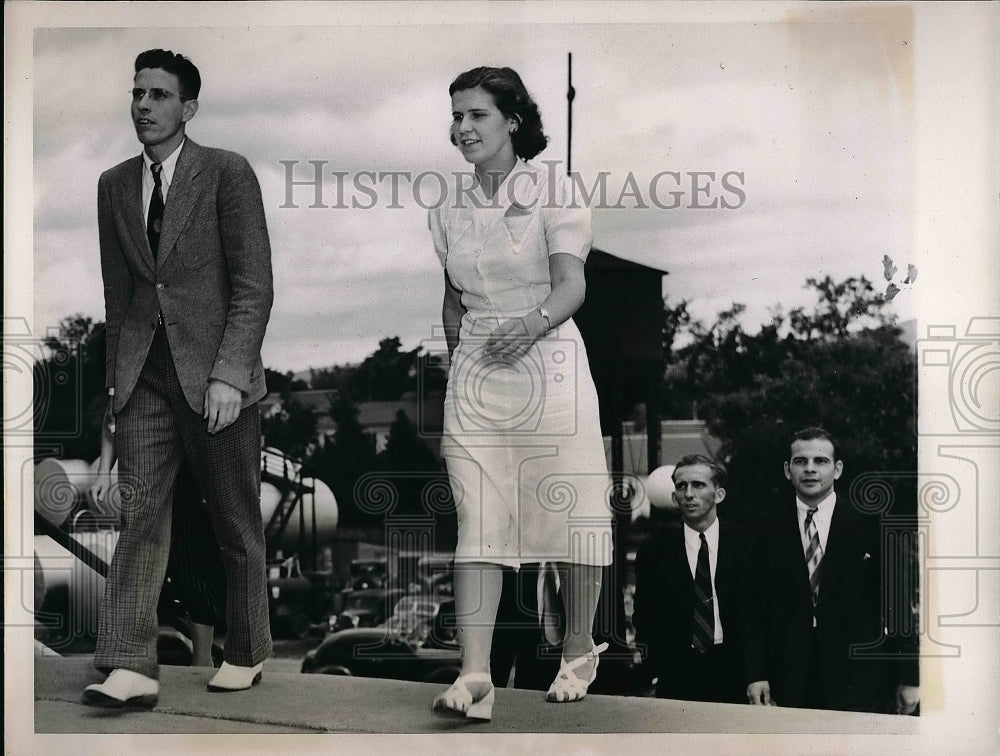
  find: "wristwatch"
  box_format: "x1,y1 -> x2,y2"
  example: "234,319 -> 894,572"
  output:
536,305 -> 552,332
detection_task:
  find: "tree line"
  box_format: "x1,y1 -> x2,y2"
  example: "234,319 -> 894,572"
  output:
33,273 -> 917,528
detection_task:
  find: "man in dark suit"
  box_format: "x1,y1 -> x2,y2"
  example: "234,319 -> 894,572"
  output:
83,49 -> 273,708
745,427 -> 920,713
633,455 -> 752,703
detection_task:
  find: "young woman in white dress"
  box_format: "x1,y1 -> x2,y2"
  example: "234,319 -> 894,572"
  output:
429,67 -> 613,721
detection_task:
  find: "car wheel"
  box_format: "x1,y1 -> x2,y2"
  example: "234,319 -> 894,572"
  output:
316,665 -> 353,676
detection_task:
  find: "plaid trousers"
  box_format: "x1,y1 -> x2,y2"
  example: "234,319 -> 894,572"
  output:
94,326 -> 272,678
161,459 -> 227,629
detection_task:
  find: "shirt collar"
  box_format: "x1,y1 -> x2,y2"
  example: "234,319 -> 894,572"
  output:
683,516 -> 720,549
143,138 -> 185,184
796,489 -> 837,514
472,159 -> 539,211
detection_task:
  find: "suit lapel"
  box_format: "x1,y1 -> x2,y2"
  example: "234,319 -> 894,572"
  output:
822,498 -> 850,573
157,139 -> 206,268
715,520 -> 730,601
117,156 -> 155,274
674,527 -> 694,586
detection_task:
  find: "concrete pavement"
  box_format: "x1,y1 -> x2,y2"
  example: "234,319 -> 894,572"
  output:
33,654 -> 919,736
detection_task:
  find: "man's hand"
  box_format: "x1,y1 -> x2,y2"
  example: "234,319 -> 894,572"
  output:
747,680 -> 774,705
896,684 -> 919,715
203,379 -> 242,434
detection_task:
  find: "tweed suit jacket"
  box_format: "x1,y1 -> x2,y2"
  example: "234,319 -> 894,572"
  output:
99,138 -> 273,414
743,496 -> 919,711
633,519 -> 755,689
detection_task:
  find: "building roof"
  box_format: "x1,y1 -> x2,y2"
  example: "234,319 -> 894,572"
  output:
588,248 -> 669,275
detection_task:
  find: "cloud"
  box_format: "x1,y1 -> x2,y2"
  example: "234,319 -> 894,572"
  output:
31,21 -> 915,374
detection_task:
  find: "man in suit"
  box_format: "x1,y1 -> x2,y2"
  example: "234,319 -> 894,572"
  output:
490,563 -> 563,690
83,49 -> 274,708
632,455 -> 752,703
745,427 -> 920,713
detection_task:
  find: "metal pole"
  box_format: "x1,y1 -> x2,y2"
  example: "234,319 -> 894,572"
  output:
567,52 -> 575,176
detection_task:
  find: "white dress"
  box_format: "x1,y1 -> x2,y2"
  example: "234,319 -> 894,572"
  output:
428,161 -> 613,568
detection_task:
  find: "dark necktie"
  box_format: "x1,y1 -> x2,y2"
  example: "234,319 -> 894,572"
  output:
804,507 -> 823,624
692,532 -> 715,653
147,162 -> 164,257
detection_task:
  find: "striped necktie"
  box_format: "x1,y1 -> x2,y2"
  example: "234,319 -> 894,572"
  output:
691,532 -> 715,653
804,507 -> 823,624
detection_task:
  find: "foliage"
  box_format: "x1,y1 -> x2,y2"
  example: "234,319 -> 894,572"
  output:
306,393 -> 378,526
308,337 -> 447,402
375,410 -> 449,519
661,275 -> 916,519
264,368 -> 308,398
33,314 -> 107,461
262,398 -> 317,460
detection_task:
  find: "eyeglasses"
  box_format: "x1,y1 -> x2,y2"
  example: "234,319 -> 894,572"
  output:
130,88 -> 191,103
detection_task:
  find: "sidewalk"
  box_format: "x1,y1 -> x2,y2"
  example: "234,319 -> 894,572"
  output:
34,655 -> 918,736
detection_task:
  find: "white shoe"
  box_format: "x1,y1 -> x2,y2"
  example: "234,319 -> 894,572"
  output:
207,661 -> 263,692
432,672 -> 495,721
82,669 -> 158,709
546,641 -> 609,703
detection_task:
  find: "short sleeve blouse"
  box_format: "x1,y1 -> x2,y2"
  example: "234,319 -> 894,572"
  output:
427,161 -> 592,318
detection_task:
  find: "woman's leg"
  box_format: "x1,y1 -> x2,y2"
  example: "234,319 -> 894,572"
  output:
453,562 -> 503,676
558,562 -> 604,673
433,561 -> 502,715
189,622 -> 215,667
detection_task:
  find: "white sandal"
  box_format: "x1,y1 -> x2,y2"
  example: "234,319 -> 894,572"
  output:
432,672 -> 495,721
546,641 -> 609,703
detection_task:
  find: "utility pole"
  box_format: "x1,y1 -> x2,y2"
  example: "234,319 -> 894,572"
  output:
567,52 -> 575,176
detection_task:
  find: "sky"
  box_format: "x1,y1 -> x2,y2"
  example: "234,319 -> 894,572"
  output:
30,7 -> 920,374
8,3 -> 1000,750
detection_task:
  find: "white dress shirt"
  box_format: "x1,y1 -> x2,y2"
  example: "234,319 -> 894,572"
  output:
141,139 -> 185,224
683,518 -> 724,645
796,490 -> 836,556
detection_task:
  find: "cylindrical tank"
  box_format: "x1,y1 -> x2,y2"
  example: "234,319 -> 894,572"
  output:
646,465 -> 678,513
34,458 -> 95,527
629,475 -> 652,522
34,530 -> 117,642
262,477 -> 339,552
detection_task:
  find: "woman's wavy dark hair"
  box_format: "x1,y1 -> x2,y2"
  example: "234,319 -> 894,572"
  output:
449,66 -> 548,160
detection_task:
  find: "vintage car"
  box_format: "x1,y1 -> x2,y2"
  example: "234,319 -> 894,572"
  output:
300,626 -> 460,684
385,595 -> 458,647
329,588 -> 406,633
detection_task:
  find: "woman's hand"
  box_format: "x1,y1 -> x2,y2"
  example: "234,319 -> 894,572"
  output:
483,310 -> 546,362
89,472 -> 114,511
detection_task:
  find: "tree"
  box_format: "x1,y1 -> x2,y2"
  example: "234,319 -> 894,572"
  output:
34,314 -> 107,461
307,393 -> 377,526
264,368 -> 308,398
788,275 -> 895,340
306,336 -> 446,402
660,275 -> 916,520
262,398 -> 318,459
375,410 -> 448,519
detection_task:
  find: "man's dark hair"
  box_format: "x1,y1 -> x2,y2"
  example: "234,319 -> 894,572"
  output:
135,49 -> 201,100
790,426 -> 841,461
672,454 -> 727,488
